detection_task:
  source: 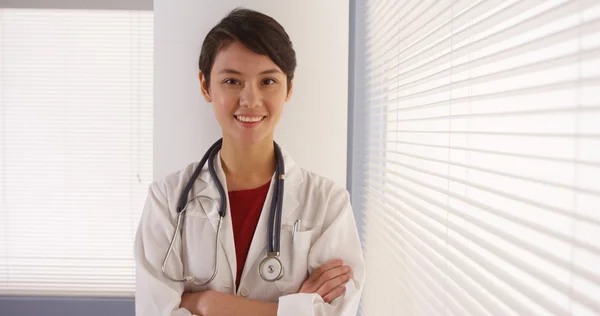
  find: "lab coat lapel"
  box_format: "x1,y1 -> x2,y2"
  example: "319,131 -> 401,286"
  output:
192,152 -> 237,287
241,150 -> 302,283
242,181 -> 275,283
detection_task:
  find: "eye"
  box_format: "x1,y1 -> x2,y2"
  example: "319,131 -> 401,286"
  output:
262,78 -> 276,85
223,78 -> 241,85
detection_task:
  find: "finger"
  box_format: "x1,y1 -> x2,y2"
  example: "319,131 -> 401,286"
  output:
306,259 -> 343,283
317,272 -> 350,297
322,285 -> 347,303
315,265 -> 350,287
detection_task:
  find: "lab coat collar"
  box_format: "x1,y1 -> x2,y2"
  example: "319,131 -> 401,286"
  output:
191,146 -> 303,287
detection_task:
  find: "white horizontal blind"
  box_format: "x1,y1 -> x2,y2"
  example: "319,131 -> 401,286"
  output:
0,8 -> 153,297
357,0 -> 600,315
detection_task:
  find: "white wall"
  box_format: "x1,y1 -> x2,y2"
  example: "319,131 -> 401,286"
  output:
154,0 -> 349,187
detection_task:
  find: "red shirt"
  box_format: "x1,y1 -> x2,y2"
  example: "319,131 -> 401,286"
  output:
228,180 -> 271,289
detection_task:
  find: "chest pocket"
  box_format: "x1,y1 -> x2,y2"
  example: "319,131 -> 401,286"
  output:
274,223 -> 320,294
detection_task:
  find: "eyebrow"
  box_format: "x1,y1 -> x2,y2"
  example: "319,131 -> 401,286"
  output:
259,69 -> 283,75
218,68 -> 283,75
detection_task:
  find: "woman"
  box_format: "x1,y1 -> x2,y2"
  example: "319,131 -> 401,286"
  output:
135,8 -> 365,316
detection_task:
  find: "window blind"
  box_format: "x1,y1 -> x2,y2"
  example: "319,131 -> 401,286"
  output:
354,0 -> 600,315
0,8 -> 153,297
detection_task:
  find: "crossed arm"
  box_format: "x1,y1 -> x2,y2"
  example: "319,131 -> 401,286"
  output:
179,259 -> 352,316
135,182 -> 364,316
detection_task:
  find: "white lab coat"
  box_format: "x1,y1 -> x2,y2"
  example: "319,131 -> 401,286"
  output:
134,148 -> 365,316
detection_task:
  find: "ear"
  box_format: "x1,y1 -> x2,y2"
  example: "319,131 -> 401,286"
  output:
285,77 -> 294,102
199,71 -> 212,102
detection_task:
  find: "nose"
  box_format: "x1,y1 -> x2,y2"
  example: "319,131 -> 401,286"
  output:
239,83 -> 261,109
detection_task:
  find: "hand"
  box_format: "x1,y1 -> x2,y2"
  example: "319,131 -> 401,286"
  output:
298,259 -> 352,303
181,290 -> 277,316
181,291 -> 212,315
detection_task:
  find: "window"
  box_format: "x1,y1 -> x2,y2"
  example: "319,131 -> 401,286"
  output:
0,8 -> 153,297
351,0 -> 600,315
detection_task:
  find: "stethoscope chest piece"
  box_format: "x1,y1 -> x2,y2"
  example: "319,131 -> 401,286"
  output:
259,252 -> 284,282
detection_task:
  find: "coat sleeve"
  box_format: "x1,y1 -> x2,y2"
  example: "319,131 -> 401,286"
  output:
277,188 -> 366,316
134,181 -> 194,316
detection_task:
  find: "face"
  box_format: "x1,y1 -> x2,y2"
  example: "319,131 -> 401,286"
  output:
199,41 -> 293,147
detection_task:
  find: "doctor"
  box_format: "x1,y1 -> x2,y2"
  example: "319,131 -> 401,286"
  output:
134,8 -> 365,316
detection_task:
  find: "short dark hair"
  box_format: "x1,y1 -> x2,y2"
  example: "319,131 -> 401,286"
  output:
198,8 -> 297,92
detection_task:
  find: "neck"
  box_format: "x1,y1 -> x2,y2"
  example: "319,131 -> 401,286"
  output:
220,135 -> 276,190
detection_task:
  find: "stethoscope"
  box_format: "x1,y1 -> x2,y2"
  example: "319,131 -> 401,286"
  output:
161,138 -> 286,285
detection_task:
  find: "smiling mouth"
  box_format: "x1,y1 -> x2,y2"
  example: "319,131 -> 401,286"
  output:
234,115 -> 266,123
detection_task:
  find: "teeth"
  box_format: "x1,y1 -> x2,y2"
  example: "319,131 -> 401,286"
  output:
236,116 -> 264,123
